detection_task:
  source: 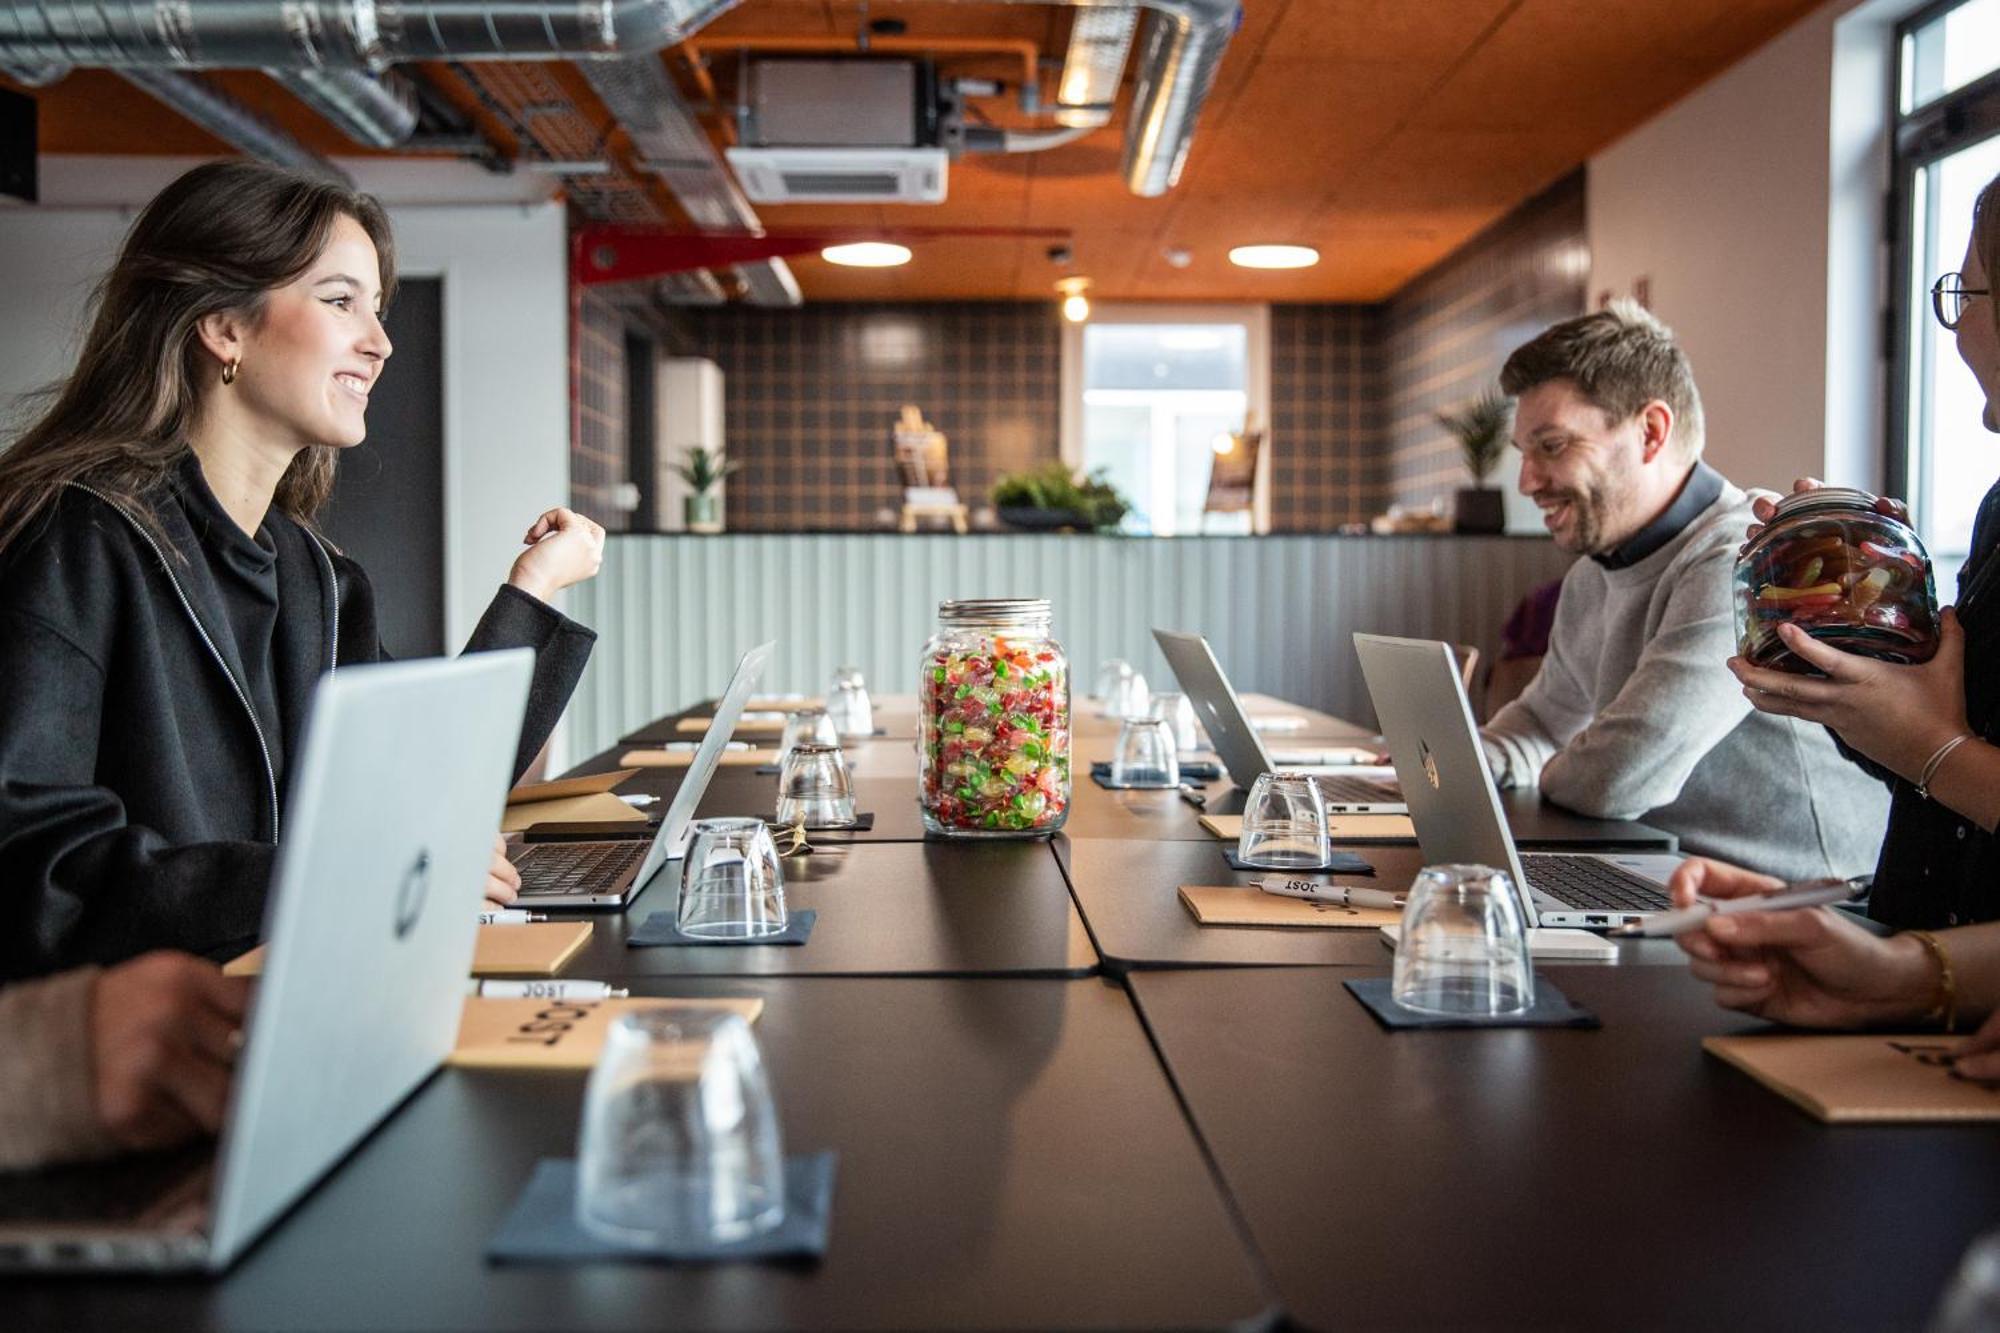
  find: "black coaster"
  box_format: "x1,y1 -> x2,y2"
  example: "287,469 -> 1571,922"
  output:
1089,771 -> 1183,792
805,811 -> 875,835
1344,975 -> 1600,1030
1223,847 -> 1374,875
487,1152 -> 837,1264
628,909 -> 817,948
1090,760 -> 1223,783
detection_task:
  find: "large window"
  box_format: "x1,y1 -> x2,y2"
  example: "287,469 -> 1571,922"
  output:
1061,305 -> 1270,535
1892,0 -> 2000,590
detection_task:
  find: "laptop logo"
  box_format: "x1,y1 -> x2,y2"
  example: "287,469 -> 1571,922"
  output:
1418,739 -> 1441,791
393,850 -> 431,939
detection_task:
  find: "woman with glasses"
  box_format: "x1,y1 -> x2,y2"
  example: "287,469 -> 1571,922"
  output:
1674,170 -> 2000,1074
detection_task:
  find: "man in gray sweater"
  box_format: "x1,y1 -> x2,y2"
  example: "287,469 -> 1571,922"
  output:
1480,303 -> 1888,881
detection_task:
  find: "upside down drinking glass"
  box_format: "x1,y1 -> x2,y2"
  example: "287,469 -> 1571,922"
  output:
575,1008 -> 786,1248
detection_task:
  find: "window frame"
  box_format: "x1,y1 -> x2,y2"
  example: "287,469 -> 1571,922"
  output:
1885,0 -> 2000,548
1059,302 -> 1272,534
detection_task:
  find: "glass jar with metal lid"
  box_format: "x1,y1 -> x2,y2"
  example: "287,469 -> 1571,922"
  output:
1734,487 -> 1939,673
918,598 -> 1070,838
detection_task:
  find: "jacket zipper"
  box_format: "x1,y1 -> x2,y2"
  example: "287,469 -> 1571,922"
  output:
66,483 -> 337,845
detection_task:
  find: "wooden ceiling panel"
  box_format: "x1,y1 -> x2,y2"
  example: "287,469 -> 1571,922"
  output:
1271,0 -> 1520,59
16,0 -> 1831,303
791,231 -> 1026,299
1411,0 -> 1820,134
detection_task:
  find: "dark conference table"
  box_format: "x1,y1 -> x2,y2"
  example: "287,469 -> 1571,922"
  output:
13,694 -> 1987,1329
11,978 -> 1272,1331
1128,966 -> 2000,1331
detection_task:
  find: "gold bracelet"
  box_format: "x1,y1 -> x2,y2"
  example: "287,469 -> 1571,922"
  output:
1908,929 -> 1958,1033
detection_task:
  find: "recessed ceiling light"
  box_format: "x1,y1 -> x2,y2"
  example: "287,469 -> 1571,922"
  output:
1228,244 -> 1319,270
821,242 -> 912,268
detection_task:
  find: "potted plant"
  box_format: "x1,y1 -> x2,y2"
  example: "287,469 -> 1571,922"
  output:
1437,389 -> 1511,534
991,462 -> 1132,533
675,444 -> 739,535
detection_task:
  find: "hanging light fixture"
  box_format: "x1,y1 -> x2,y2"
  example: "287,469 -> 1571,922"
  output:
1056,275 -> 1093,323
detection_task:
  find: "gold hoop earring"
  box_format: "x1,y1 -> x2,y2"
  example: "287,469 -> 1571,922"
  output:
221,359 -> 239,386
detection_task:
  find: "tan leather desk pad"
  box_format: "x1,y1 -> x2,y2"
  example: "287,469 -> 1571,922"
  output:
620,748 -> 779,768
1704,1033 -> 2000,1122
227,921 -> 593,979
449,995 -> 763,1069
1178,884 -> 1402,930
502,769 -> 646,833
1198,813 -> 1416,843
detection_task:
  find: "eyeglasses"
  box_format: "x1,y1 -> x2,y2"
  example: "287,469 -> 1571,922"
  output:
1932,272 -> 1992,331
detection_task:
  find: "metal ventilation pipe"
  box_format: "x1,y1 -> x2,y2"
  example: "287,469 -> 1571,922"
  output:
268,67 -> 419,147
0,0 -> 747,70
941,0 -> 1231,195
1118,0 -> 1237,195
1,60 -> 67,86
580,54 -> 801,307
117,69 -> 351,184
1051,5 -> 1138,129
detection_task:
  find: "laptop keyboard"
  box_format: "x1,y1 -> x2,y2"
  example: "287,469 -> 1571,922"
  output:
1519,853 -> 1671,912
515,841 -> 647,897
1309,774 -> 1401,803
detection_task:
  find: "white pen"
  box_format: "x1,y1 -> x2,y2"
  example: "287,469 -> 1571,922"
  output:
470,979 -> 629,1000
1256,878 -> 1405,911
477,909 -> 549,925
1609,877 -> 1867,938
619,793 -> 659,808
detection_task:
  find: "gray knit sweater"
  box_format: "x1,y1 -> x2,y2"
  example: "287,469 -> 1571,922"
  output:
1481,479 -> 1890,881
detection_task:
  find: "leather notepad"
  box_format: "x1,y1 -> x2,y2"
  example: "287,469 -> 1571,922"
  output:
1198,813 -> 1417,843
620,740 -> 784,764
1178,884 -> 1402,930
1702,1033 -> 2000,1123
674,714 -> 788,736
748,694 -> 822,711
449,995 -> 763,1069
502,793 -> 646,834
225,920 -> 594,980
619,748 -> 780,768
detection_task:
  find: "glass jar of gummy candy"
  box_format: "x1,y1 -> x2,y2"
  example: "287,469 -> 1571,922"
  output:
919,598 -> 1071,838
1734,488 -> 1939,674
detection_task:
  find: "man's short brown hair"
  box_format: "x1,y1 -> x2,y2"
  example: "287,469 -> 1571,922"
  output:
1499,300 -> 1706,459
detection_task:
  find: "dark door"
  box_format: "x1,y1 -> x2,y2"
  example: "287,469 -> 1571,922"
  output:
319,276 -> 445,657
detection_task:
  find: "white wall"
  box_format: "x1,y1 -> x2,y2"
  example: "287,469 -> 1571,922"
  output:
1587,0 -> 1920,495
0,156 -> 574,758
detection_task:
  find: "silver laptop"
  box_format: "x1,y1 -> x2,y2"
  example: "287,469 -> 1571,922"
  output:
1153,628 -> 1406,814
510,640 -> 774,909
1353,633 -> 1681,930
0,650 -> 535,1272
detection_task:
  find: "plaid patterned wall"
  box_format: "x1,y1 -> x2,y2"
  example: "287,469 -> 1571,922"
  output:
1268,304 -> 1386,529
662,303 -> 1062,531
566,175 -> 1585,532
1381,170 -> 1589,511
570,287 -> 631,531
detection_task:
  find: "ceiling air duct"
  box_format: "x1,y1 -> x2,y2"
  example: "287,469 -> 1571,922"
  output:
0,0 -> 749,70
116,68 -> 349,183
581,54 -> 800,307
268,67 -> 419,147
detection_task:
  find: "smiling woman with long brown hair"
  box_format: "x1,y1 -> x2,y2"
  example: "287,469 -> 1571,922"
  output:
0,159 -> 604,979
